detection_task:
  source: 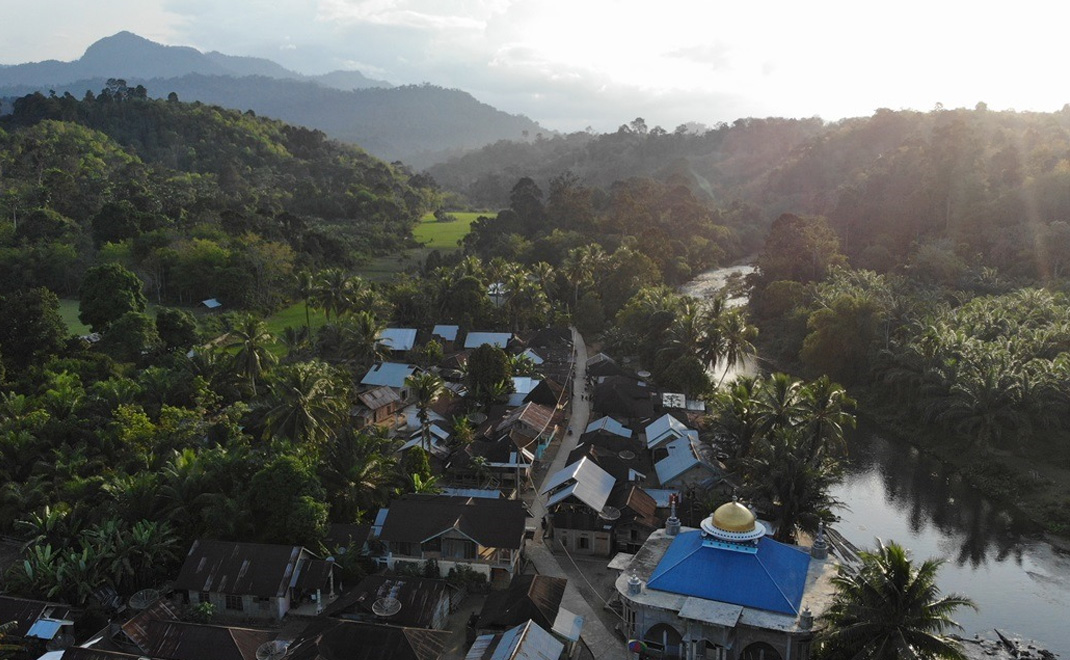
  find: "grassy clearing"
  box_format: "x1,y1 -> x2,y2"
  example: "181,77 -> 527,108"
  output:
412,211 -> 483,250
58,299 -> 164,335
263,301 -> 327,337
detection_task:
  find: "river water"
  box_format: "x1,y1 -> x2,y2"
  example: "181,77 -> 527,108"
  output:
684,264 -> 1070,652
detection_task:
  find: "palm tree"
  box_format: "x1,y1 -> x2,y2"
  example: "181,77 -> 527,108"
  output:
320,430 -> 398,521
294,270 -> 317,334
798,376 -> 856,462
336,311 -> 386,370
741,426 -> 841,543
715,309 -> 757,387
261,360 -> 348,452
818,539 -> 976,660
410,473 -> 442,494
406,372 -> 446,454
226,315 -> 277,396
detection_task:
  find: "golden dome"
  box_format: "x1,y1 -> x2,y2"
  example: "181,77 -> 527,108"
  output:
712,500 -> 757,533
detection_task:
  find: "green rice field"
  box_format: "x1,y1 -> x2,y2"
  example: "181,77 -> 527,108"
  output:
58,298 -> 162,335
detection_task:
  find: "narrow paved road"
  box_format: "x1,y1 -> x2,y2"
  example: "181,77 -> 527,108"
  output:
522,328 -> 626,660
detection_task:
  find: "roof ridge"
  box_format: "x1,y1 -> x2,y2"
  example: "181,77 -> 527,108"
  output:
754,549 -> 799,615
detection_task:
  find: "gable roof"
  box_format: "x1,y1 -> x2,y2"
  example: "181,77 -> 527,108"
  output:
645,413 -> 691,449
519,348 -> 545,365
495,402 -> 555,436
466,620 -> 564,660
358,386 -> 402,410
379,495 -> 527,549
541,457 -> 616,511
464,332 -> 512,349
324,574 -> 452,629
431,324 -> 459,341
507,377 -> 541,407
647,531 -> 811,615
173,540 -> 306,598
524,378 -> 564,406
458,436 -> 534,469
378,328 -> 418,352
654,433 -> 720,487
285,619 -> 449,660
361,362 -> 418,388
477,574 -> 565,630
585,416 -> 632,438
566,444 -> 647,484
138,620 -> 273,660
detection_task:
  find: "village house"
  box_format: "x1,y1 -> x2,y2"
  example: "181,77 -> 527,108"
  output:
463,331 -> 512,350
477,574 -> 583,656
284,619 -> 450,660
0,595 -> 74,652
351,385 -> 402,428
447,435 -> 534,495
173,540 -> 337,620
360,362 -> 420,400
541,457 -> 617,557
323,574 -> 456,630
378,328 -> 419,354
490,401 -> 558,459
377,494 -> 527,588
466,620 -> 565,660
431,324 -> 460,351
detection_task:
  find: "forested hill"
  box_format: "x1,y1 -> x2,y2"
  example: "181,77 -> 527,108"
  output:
0,86 -> 436,307
0,33 -> 544,168
431,107 -> 1070,280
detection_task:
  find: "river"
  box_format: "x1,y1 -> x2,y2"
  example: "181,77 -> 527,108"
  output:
685,264 -> 1070,652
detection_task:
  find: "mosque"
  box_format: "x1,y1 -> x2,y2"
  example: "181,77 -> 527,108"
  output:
612,498 -> 836,660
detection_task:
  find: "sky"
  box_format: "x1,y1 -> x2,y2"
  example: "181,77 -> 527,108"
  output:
0,0 -> 1066,133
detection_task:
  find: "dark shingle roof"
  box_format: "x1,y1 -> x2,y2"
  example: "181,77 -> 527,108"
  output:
477,574 -> 565,630
285,619 -> 449,660
173,540 -> 305,598
139,621 -> 274,660
379,495 -> 527,549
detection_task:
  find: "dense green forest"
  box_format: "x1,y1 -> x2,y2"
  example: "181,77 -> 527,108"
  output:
0,83 -> 435,306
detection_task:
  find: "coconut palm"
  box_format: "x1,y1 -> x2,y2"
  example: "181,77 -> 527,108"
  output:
406,372 -> 447,454
715,309 -> 757,387
261,360 -> 348,452
0,619 -> 24,658
226,315 -> 276,396
294,270 -> 317,334
741,426 -> 841,543
797,376 -> 856,462
818,539 -> 976,660
320,430 -> 398,520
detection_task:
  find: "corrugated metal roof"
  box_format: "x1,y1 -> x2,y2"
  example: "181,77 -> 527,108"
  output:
173,540 -> 305,598
464,332 -> 512,349
645,413 -> 690,449
358,386 -> 402,410
520,348 -> 545,365
646,531 -> 811,615
477,574 -> 565,630
585,416 -> 632,438
360,362 -> 418,388
379,495 -> 527,549
26,619 -> 65,640
466,621 -> 564,660
432,325 -> 459,341
654,432 -> 718,486
285,620 -> 449,660
378,328 -> 418,351
541,457 -> 615,512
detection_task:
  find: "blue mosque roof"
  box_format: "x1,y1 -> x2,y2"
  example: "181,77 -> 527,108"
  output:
646,531 -> 811,615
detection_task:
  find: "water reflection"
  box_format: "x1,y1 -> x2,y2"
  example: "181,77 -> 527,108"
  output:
834,428 -> 1069,649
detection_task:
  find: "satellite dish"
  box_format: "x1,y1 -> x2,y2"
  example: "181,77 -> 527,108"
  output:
618,450 -> 636,460
371,597 -> 402,617
128,589 -> 161,610
598,506 -> 621,521
637,371 -> 651,379
255,640 -> 290,660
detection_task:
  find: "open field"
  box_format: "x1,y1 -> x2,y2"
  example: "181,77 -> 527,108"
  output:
263,301 -> 327,336
412,211 -> 483,250
58,299 -> 163,335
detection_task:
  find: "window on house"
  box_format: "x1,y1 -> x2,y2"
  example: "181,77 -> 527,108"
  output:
198,592 -> 210,605
257,597 -> 272,611
395,542 -> 415,556
423,537 -> 442,553
225,595 -> 243,611
630,529 -> 639,541
578,536 -> 589,550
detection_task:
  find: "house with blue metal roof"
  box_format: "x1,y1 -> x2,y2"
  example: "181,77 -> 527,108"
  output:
360,362 -> 419,392
653,431 -> 723,490
585,416 -> 632,438
645,413 -> 691,450
464,331 -> 513,349
613,500 -> 836,660
377,328 -> 418,352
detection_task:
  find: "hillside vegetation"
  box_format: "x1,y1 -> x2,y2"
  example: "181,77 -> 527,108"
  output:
0,84 -> 435,309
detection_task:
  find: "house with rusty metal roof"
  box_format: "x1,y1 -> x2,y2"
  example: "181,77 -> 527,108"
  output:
285,619 -> 449,660
324,574 -> 455,630
378,494 -> 527,588
490,402 -> 559,459
448,435 -> 534,497
173,540 -> 336,620
353,385 -> 403,428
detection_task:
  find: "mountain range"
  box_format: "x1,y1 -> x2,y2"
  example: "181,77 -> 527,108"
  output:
0,31 -> 545,168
